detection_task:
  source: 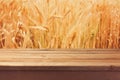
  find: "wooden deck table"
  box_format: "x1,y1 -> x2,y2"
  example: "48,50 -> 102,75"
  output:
0,49 -> 120,80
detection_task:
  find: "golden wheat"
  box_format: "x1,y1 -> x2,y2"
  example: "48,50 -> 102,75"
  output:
0,0 -> 120,48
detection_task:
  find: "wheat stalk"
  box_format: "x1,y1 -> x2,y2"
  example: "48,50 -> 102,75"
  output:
0,0 -> 119,48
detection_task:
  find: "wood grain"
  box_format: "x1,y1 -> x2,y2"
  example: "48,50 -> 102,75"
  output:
0,49 -> 119,70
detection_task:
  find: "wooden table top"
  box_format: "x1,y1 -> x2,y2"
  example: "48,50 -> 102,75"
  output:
0,49 -> 119,71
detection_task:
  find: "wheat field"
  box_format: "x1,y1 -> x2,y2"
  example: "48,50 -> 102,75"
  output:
0,0 -> 120,48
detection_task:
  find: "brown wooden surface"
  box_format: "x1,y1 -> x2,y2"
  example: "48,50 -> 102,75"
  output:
0,49 -> 119,70
1,70 -> 120,80
0,49 -> 120,80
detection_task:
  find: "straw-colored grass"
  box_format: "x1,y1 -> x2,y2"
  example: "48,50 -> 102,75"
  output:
0,0 -> 120,48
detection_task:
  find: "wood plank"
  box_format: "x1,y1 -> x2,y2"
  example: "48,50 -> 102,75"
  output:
0,49 -> 119,71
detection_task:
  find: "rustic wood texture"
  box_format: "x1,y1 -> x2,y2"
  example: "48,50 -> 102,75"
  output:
0,49 -> 120,80
0,49 -> 119,70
